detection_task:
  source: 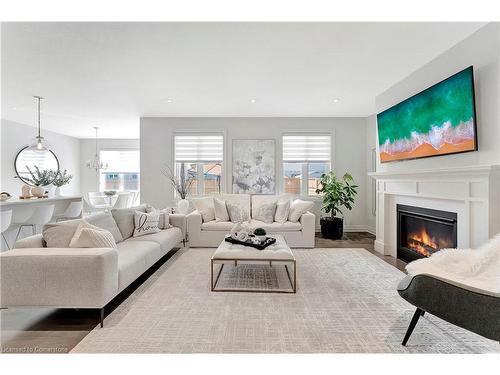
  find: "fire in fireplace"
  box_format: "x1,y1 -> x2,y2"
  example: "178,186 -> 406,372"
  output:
397,204 -> 457,263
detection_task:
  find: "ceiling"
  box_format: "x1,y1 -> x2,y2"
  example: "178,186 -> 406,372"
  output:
1,22 -> 485,139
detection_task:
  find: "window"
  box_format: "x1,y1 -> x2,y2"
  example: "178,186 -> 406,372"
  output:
282,134 -> 331,196
99,150 -> 140,192
174,134 -> 224,195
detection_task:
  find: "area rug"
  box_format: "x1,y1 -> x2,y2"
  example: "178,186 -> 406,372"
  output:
71,248 -> 499,353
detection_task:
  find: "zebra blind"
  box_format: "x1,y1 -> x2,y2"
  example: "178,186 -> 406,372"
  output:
282,134 -> 331,162
174,134 -> 224,162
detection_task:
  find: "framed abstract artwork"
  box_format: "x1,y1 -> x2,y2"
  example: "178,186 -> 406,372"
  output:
232,139 -> 276,194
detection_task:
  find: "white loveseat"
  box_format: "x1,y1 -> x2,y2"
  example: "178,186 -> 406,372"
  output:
0,210 -> 185,326
187,194 -> 315,248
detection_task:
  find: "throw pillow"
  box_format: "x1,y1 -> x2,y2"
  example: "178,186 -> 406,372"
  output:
111,204 -> 148,239
146,206 -> 173,229
253,201 -> 277,224
86,212 -> 124,243
69,220 -> 117,249
288,199 -> 315,222
133,211 -> 161,237
43,219 -> 82,247
214,198 -> 230,222
274,199 -> 291,223
192,197 -> 215,222
226,202 -> 250,223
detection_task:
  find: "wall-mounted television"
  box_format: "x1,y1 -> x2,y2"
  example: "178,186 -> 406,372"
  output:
377,66 -> 477,163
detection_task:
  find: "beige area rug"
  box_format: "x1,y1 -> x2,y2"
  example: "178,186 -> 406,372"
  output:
71,248 -> 499,353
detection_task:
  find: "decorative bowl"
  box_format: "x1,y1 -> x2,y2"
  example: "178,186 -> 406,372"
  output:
0,192 -> 12,202
104,190 -> 116,196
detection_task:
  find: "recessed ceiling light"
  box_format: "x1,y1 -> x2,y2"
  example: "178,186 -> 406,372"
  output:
250,98 -> 257,103
11,106 -> 17,110
333,98 -> 341,103
166,99 -> 173,103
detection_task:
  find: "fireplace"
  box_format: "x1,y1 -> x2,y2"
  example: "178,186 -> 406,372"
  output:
397,204 -> 457,263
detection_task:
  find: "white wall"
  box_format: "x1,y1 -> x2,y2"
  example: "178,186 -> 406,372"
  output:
140,117 -> 370,231
0,119 -> 81,195
365,115 -> 377,233
79,138 -> 140,194
373,23 -> 500,172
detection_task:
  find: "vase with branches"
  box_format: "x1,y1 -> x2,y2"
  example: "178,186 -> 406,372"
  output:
16,165 -> 55,197
161,164 -> 194,213
52,169 -> 73,196
315,171 -> 358,239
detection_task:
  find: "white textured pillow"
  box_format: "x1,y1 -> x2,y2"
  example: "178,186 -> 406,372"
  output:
227,202 -> 250,223
192,197 -> 215,222
253,201 -> 277,224
69,220 -> 117,249
275,199 -> 291,223
288,199 -> 315,222
133,211 -> 161,237
214,198 -> 229,222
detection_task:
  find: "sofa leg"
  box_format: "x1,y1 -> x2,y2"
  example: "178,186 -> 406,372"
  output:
420,310 -> 425,317
99,308 -> 104,328
402,308 -> 423,346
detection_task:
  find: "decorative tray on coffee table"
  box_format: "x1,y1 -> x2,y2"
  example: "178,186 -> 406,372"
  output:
224,235 -> 276,250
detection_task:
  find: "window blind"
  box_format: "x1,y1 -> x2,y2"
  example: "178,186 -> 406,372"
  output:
175,135 -> 223,162
282,134 -> 331,162
100,150 -> 140,173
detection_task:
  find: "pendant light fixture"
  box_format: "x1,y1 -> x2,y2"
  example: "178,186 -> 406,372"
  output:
27,96 -> 49,152
86,126 -> 108,171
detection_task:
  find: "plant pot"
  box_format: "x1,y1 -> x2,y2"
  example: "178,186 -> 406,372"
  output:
54,186 -> 62,196
320,216 -> 344,240
256,235 -> 266,242
31,186 -> 45,198
176,199 -> 190,214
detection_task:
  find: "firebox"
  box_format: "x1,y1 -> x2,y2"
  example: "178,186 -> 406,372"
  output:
397,204 -> 457,263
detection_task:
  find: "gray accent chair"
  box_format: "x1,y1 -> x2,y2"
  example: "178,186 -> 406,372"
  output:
397,274 -> 500,345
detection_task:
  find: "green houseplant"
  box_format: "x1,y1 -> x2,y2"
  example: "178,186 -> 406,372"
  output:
315,171 -> 358,239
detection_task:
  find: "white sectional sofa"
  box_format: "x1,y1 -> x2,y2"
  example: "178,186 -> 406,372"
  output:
0,210 -> 185,326
187,194 -> 315,248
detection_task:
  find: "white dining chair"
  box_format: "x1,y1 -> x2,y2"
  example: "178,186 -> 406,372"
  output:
113,192 -> 130,209
14,204 -> 55,242
54,201 -> 83,222
126,191 -> 136,208
86,192 -> 111,214
133,191 -> 140,206
1,210 -> 13,249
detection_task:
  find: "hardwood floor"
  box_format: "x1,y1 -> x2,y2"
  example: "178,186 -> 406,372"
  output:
315,232 -> 407,272
0,233 -> 406,353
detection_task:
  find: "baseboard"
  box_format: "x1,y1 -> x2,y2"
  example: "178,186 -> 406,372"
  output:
374,240 -> 385,255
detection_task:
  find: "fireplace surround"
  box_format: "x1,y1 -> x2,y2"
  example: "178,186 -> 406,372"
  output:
397,204 -> 457,263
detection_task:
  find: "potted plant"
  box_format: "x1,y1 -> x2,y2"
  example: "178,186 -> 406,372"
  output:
161,164 -> 194,214
23,166 -> 55,197
253,228 -> 267,242
315,172 -> 358,240
52,169 -> 73,196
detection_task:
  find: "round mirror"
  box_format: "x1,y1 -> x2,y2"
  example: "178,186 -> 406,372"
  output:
14,146 -> 60,186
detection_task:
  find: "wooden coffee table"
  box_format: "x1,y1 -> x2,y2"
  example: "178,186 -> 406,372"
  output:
210,235 -> 296,293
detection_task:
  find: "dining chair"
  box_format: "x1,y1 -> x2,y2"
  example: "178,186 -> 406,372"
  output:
113,192 -> 130,209
1,210 -> 13,249
54,201 -> 83,222
13,205 -> 55,242
85,192 -> 111,214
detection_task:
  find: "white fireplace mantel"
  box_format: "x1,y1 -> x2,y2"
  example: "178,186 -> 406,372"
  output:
368,164 -> 500,258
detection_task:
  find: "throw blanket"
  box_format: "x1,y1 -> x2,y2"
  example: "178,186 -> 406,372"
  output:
406,234 -> 500,296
